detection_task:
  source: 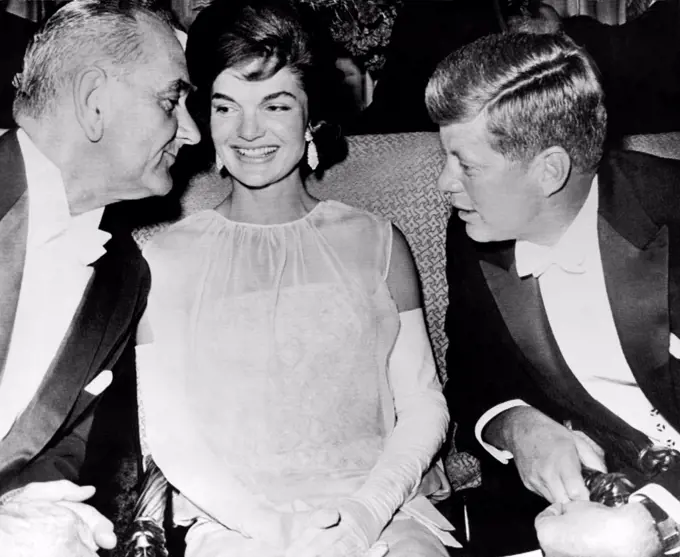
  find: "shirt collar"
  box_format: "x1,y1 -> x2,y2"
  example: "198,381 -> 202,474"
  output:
17,129 -> 111,265
515,176 -> 599,278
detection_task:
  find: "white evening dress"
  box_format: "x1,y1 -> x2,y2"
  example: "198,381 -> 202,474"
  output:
138,200 -> 455,557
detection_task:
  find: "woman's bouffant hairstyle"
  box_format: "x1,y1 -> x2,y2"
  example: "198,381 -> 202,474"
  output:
425,32 -> 607,173
185,0 -> 348,176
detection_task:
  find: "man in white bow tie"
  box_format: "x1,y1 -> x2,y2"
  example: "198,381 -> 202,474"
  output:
0,1 -> 199,555
426,32 -> 680,557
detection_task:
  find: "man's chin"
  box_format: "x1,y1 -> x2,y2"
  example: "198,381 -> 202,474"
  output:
143,176 -> 173,198
464,223 -> 507,243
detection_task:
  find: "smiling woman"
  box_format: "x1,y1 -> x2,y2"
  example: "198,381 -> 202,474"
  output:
134,0 -> 458,556
209,64 -> 309,192
182,0 -> 350,180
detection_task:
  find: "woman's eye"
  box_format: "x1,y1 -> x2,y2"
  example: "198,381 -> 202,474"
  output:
213,105 -> 233,114
266,104 -> 291,112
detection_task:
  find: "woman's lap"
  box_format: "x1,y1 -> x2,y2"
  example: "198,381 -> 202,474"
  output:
380,515 -> 450,557
185,515 -> 450,557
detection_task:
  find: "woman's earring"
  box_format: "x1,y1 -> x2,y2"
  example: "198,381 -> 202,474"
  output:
305,128 -> 319,171
215,152 -> 224,171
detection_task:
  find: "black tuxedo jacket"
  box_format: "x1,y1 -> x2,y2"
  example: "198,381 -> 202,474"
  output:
446,149 -> 680,496
0,129 -> 150,496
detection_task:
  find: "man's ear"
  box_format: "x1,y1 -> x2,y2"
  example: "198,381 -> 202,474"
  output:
73,66 -> 107,142
531,146 -> 571,198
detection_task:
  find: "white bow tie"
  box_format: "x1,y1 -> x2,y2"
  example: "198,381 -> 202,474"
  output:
515,241 -> 586,278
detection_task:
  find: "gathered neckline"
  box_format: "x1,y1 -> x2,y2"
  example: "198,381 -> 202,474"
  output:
208,200 -> 327,228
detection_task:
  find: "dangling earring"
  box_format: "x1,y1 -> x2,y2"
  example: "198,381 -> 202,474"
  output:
215,151 -> 224,171
305,127 -> 319,171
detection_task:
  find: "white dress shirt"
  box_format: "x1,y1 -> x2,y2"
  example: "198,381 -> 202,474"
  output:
474,177 -> 680,522
0,130 -> 110,441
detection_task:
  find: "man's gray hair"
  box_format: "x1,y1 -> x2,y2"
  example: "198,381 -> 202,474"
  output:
13,0 -> 173,121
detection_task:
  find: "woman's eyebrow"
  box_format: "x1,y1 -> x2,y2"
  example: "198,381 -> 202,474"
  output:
261,91 -> 298,102
211,91 -> 299,103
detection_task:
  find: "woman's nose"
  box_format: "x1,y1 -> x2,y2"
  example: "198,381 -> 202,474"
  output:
238,111 -> 265,140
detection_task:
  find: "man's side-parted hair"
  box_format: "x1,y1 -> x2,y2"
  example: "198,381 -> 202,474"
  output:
13,0 -> 173,121
425,32 -> 607,173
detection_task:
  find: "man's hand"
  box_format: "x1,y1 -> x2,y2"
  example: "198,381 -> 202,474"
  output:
535,500 -> 661,557
0,480 -> 116,556
485,406 -> 607,503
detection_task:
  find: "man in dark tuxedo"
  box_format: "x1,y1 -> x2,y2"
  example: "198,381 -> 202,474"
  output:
426,32 -> 680,557
0,1 -> 199,555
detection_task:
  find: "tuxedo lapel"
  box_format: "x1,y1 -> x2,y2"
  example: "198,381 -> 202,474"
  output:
479,228 -> 653,462
0,229 -> 144,479
667,226 -> 680,422
597,153 -> 679,425
600,218 -> 670,403
480,249 -> 592,402
0,196 -> 27,375
0,130 -> 28,377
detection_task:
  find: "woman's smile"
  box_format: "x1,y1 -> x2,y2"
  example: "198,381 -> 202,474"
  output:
232,145 -> 279,162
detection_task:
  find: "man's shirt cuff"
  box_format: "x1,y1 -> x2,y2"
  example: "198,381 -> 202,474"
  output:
474,399 -> 528,463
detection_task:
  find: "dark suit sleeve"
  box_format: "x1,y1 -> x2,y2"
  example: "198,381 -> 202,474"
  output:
7,416 -> 94,488
444,215 -> 557,459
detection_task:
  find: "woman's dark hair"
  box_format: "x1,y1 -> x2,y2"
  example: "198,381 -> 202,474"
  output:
184,0 -> 348,177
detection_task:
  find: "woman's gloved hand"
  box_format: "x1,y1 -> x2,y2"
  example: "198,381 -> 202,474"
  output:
284,498 -> 388,557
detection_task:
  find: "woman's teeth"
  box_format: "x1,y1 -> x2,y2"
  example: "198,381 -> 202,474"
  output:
234,147 -> 277,157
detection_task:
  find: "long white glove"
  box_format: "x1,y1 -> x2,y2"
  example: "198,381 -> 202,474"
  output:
286,309 -> 449,556
285,499 -> 388,557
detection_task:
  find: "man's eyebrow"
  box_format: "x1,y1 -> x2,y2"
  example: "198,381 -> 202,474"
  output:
162,79 -> 195,96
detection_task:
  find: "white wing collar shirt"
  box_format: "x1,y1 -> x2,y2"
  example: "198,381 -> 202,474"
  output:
477,176 -> 680,463
0,129 -> 111,441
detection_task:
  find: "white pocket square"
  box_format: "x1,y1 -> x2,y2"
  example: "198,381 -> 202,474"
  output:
670,333 -> 680,359
84,370 -> 113,396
